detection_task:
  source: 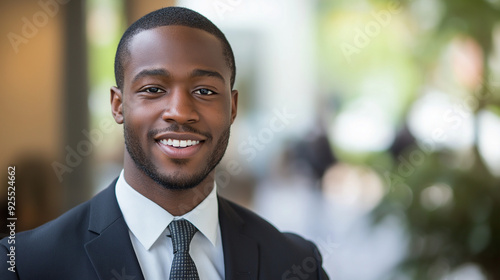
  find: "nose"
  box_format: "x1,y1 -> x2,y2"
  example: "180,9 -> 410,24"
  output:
161,87 -> 199,124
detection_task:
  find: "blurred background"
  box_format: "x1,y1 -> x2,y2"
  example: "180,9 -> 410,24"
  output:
1,0 -> 500,279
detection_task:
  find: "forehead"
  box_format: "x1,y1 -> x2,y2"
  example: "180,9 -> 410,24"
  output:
124,26 -> 229,85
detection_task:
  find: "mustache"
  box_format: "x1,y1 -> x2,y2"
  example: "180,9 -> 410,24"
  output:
148,123 -> 212,141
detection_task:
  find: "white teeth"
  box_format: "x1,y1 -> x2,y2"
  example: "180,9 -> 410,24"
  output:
172,139 -> 180,147
159,139 -> 200,148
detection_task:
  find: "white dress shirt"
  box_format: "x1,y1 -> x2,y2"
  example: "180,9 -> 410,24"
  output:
115,170 -> 225,280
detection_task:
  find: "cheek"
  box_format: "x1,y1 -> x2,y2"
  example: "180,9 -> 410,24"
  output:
125,101 -> 162,123
218,98 -> 235,122
123,109 -> 154,139
206,106 -> 232,129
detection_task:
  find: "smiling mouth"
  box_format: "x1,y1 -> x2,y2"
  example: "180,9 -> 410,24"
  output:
158,138 -> 202,148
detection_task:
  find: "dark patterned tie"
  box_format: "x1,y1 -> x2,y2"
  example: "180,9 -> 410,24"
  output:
168,219 -> 200,280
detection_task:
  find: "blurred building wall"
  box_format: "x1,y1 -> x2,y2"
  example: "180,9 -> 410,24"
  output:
0,0 -> 65,229
0,0 -> 63,173
126,0 -> 176,24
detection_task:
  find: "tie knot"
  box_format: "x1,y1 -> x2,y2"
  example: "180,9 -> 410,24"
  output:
168,219 -> 198,253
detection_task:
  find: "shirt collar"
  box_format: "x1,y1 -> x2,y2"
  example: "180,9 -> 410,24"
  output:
115,170 -> 219,250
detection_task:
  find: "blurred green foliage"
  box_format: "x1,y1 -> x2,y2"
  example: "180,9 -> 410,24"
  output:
376,0 -> 500,278
319,0 -> 500,278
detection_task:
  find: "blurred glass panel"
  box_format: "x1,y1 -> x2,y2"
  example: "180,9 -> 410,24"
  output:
86,0 -> 126,193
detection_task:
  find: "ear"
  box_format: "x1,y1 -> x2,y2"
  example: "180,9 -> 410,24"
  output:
110,86 -> 124,124
230,89 -> 238,124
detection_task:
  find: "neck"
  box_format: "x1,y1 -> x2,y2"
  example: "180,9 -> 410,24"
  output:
123,158 -> 215,216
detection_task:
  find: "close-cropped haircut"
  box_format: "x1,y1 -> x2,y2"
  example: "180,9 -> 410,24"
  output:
114,6 -> 236,89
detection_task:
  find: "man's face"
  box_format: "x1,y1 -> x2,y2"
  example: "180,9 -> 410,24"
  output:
111,26 -> 237,190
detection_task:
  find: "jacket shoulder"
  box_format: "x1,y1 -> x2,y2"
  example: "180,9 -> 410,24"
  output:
219,197 -> 322,257
219,197 -> 328,279
1,181 -> 118,252
0,183 -> 117,279
1,199 -> 92,249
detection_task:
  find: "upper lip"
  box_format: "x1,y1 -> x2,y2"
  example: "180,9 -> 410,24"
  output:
154,132 -> 206,142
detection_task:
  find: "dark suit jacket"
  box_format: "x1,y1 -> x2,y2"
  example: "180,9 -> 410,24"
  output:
1,179 -> 329,279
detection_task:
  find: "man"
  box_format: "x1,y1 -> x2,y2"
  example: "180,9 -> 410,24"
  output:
1,7 -> 328,279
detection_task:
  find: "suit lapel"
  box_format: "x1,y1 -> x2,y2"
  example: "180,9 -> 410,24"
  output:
82,182 -> 260,280
84,181 -> 145,280
218,197 -> 259,280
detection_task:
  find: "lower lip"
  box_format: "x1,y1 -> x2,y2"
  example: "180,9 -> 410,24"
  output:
155,141 -> 203,159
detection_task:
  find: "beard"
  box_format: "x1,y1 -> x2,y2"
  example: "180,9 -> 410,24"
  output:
124,121 -> 230,190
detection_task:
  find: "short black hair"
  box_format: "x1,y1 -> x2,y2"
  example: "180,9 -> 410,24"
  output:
114,6 -> 236,89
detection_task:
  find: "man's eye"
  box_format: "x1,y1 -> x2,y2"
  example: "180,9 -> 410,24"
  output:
144,87 -> 163,93
194,88 -> 215,95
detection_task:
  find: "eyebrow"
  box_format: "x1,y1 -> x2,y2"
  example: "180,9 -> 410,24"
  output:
131,68 -> 170,84
190,69 -> 226,84
131,68 -> 226,85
